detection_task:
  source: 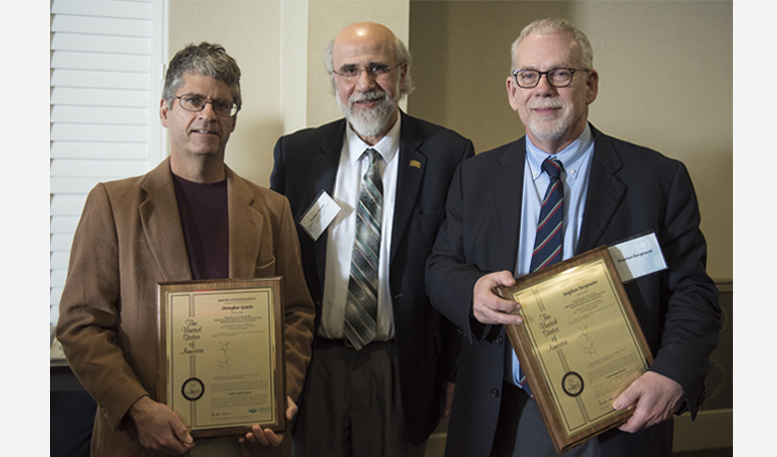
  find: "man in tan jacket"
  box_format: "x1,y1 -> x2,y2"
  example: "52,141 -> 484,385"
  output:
56,43 -> 315,456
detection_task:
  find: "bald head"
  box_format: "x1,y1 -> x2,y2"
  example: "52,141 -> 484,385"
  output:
325,22 -> 414,96
335,22 -> 396,55
324,22 -> 415,144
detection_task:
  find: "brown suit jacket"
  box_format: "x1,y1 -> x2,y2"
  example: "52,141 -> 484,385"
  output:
56,158 -> 315,456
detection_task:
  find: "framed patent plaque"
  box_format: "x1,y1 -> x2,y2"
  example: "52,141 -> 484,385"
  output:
496,246 -> 653,454
157,278 -> 285,438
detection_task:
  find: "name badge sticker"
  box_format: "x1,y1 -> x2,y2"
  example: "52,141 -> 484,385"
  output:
298,191 -> 341,241
607,232 -> 667,282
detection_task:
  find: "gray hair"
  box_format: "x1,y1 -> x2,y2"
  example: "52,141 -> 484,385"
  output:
325,36 -> 415,96
163,42 -> 242,109
511,18 -> 594,71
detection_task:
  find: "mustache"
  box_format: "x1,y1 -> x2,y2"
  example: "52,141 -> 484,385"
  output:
349,90 -> 387,105
528,99 -> 564,110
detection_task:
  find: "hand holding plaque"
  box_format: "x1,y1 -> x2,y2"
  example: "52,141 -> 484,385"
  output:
495,246 -> 653,454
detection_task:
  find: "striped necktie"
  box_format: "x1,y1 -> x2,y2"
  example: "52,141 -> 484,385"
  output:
516,156 -> 565,396
530,157 -> 565,272
344,148 -> 382,350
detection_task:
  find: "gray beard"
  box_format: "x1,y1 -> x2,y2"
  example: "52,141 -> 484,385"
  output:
525,99 -> 571,142
527,115 -> 570,142
338,90 -> 400,138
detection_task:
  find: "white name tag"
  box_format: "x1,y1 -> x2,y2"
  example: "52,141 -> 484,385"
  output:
608,232 -> 667,282
298,191 -> 341,241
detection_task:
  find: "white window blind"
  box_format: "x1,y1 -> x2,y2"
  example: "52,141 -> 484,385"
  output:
50,0 -> 166,326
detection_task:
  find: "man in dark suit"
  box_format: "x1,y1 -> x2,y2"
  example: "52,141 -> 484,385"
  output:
270,22 -> 474,457
425,18 -> 721,457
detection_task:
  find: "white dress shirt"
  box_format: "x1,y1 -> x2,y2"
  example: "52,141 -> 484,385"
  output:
318,117 -> 401,341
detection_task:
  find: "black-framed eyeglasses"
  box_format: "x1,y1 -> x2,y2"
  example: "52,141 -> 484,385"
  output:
333,63 -> 398,81
511,68 -> 587,88
174,94 -> 239,117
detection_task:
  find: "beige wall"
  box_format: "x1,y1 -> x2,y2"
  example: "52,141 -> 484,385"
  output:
166,0 -> 732,281
168,0 -> 283,189
304,1 -> 410,128
409,0 -> 732,281
167,0 -> 410,188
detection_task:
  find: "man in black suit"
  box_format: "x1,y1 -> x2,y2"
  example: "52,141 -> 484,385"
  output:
425,18 -> 721,457
270,21 -> 473,457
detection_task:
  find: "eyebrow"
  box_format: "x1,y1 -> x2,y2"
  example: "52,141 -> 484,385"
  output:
180,93 -> 232,102
338,61 -> 390,69
516,65 -> 574,71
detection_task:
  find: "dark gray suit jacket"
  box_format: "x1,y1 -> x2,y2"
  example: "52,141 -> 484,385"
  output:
426,125 -> 721,456
271,111 -> 474,444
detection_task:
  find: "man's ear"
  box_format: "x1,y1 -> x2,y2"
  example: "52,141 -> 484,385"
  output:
159,98 -> 170,127
399,62 -> 408,92
585,70 -> 599,105
506,75 -> 520,112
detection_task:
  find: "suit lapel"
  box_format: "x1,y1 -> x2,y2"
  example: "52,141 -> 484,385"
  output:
490,139 -> 526,271
312,120 -> 346,286
391,113 -> 426,262
139,158 -> 193,282
226,167 -> 264,279
576,126 -> 626,253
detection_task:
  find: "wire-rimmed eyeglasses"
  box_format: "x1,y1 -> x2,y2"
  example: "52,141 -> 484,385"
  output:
174,94 -> 239,117
333,63 -> 398,81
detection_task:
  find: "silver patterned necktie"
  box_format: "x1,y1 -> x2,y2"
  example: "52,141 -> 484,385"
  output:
343,148 -> 383,350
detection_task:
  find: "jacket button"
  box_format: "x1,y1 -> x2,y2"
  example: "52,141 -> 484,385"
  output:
491,388 -> 500,398
496,336 -> 504,344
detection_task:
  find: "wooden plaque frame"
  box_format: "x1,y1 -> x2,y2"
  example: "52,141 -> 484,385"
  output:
496,246 -> 653,453
157,278 -> 285,438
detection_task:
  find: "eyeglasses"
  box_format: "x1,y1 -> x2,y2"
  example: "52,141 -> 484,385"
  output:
333,63 -> 398,81
511,68 -> 587,88
174,94 -> 239,117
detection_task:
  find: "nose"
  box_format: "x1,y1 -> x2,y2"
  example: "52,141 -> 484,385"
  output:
197,101 -> 218,119
534,73 -> 557,94
354,68 -> 377,92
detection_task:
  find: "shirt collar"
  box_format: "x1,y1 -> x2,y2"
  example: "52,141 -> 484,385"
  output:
345,114 -> 402,165
526,123 -> 593,182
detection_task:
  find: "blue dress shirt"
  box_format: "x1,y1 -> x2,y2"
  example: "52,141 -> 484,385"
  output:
506,124 -> 596,386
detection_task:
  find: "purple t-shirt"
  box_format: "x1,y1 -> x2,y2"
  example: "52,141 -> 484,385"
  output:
172,174 -> 229,280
